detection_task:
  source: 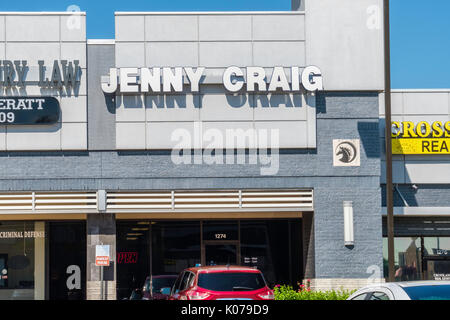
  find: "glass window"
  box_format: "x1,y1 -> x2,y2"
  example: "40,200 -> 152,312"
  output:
241,221 -> 290,287
151,276 -> 177,294
351,293 -> 368,300
197,272 -> 266,292
172,273 -> 183,295
179,271 -> 191,292
424,237 -> 450,257
0,221 -> 45,300
403,285 -> 450,300
116,221 -> 150,300
383,237 -> 422,281
152,222 -> 200,275
203,221 -> 238,241
49,222 -> 86,300
369,292 -> 390,300
425,260 -> 450,281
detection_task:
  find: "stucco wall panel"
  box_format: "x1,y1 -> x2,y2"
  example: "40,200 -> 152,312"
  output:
145,15 -> 198,42
199,15 -> 252,41
305,0 -> 384,91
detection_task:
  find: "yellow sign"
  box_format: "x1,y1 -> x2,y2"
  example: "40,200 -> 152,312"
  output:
391,121 -> 450,154
393,138 -> 450,154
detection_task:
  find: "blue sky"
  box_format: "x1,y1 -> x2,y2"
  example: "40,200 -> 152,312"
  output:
1,0 -> 449,89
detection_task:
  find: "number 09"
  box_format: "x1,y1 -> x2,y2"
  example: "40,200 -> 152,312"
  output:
0,112 -> 14,123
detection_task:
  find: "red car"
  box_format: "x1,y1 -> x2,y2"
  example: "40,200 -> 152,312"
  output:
169,266 -> 274,300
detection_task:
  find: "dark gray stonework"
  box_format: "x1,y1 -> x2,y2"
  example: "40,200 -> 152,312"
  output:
87,43 -> 116,151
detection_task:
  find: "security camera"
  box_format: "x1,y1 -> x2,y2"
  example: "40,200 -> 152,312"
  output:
412,184 -> 418,191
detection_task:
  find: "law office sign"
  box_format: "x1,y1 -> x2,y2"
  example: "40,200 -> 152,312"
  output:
392,121 -> 450,154
0,97 -> 60,125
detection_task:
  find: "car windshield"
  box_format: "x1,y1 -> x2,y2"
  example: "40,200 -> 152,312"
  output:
152,277 -> 177,293
402,285 -> 450,300
197,272 -> 266,292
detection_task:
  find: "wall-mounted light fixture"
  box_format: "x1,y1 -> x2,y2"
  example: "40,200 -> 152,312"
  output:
97,190 -> 107,213
343,201 -> 354,247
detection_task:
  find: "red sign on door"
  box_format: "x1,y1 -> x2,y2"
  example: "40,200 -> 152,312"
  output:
95,256 -> 110,267
95,245 -> 110,267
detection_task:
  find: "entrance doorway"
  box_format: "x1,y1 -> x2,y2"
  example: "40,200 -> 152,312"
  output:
203,242 -> 239,266
116,219 -> 303,299
49,222 -> 86,300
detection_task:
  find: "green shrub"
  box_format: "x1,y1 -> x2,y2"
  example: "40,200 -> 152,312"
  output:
273,284 -> 356,300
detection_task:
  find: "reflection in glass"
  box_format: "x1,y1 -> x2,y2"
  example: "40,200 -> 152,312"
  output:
152,222 -> 201,275
0,222 -> 43,300
424,237 -> 450,256
383,237 -> 422,281
240,221 -> 291,287
116,221 -> 150,300
205,245 -> 237,266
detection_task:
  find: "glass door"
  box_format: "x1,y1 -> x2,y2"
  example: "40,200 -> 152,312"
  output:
204,243 -> 238,266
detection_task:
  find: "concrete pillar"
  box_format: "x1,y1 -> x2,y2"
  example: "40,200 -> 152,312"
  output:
302,212 -> 315,280
86,214 -> 116,300
34,222 -> 45,300
291,0 -> 305,11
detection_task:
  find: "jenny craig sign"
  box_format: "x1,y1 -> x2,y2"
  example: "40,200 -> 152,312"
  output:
392,121 -> 450,154
101,66 -> 323,94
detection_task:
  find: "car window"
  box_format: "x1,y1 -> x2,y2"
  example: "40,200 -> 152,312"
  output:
369,292 -> 390,300
402,285 -> 450,300
152,277 -> 177,293
179,271 -> 192,292
171,272 -> 184,295
187,272 -> 195,289
350,293 -> 368,300
197,272 -> 266,292
144,278 -> 150,292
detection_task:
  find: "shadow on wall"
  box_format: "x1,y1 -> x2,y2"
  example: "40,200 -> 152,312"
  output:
316,91 -> 381,159
116,91 -> 304,110
358,121 -> 380,159
104,93 -> 116,114
0,151 -> 89,158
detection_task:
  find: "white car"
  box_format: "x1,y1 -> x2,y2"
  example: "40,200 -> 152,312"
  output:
347,281 -> 450,300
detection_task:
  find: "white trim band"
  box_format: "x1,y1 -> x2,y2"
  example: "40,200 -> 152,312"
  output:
382,207 -> 450,216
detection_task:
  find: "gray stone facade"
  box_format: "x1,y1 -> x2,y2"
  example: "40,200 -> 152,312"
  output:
0,92 -> 383,284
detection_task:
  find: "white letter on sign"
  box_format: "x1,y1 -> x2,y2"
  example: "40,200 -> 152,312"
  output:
246,67 -> 267,92
302,66 -> 323,91
141,68 -> 161,93
120,68 -> 139,93
268,67 -> 290,92
101,68 -> 118,94
163,67 -> 183,92
185,67 -> 205,92
223,66 -> 244,92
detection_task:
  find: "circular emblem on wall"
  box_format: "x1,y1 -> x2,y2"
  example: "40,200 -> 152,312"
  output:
335,141 -> 358,164
333,139 -> 361,167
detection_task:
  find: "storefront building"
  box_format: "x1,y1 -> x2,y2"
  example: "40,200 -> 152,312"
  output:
381,90 -> 450,282
0,0 -> 386,300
